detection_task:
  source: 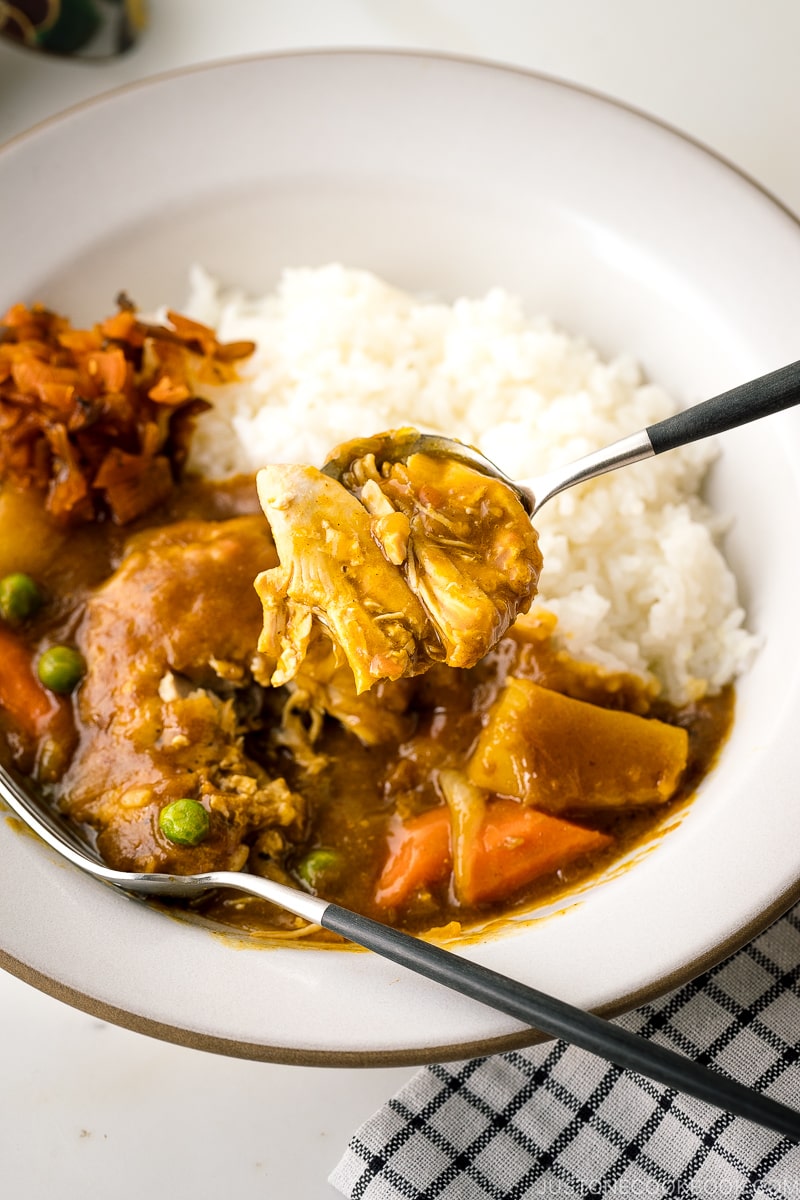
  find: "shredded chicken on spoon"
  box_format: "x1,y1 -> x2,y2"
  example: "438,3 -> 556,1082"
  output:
254,428 -> 543,693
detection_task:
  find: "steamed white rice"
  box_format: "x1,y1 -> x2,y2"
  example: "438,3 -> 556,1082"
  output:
183,263 -> 758,704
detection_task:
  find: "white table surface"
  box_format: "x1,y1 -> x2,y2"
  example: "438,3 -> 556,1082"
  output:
2,3 -> 799,1196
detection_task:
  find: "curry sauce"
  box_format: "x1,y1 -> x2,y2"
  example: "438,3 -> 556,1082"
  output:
0,475 -> 733,941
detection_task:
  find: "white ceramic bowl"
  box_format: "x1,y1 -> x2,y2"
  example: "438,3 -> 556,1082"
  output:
2,51 -> 800,1064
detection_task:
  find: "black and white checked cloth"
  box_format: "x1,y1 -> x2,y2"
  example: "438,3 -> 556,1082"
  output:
330,902 -> 800,1199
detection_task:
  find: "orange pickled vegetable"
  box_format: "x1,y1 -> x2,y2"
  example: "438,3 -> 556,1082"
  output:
0,300 -> 254,524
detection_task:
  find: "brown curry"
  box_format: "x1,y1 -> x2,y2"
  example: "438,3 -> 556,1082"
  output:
0,302 -> 733,942
0,472 -> 732,939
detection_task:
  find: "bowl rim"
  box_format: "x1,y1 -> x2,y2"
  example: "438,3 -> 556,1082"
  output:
2,882 -> 799,1066
3,42 -> 798,229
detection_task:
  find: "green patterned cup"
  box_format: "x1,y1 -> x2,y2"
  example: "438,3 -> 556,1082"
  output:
0,0 -> 147,58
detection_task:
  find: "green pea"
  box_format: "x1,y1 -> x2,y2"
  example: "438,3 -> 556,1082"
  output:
159,798 -> 210,847
0,573 -> 42,624
295,847 -> 343,891
37,645 -> 85,694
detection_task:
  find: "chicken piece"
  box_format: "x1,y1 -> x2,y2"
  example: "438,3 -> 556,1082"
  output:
255,465 -> 439,694
281,641 -> 416,748
254,432 -> 542,693
346,442 -> 543,667
59,515 -> 306,875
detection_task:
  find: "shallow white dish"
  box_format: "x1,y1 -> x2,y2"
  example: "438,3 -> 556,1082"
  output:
2,50 -> 800,1064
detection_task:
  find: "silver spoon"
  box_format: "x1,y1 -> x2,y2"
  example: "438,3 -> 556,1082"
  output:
322,359 -> 800,514
1,759 -> 799,1142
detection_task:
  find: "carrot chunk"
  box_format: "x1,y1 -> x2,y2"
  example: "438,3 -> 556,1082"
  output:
0,626 -> 62,736
466,798 -> 611,905
375,797 -> 611,909
375,807 -> 451,908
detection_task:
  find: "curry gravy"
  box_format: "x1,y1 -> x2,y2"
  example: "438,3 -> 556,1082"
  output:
0,476 -> 733,940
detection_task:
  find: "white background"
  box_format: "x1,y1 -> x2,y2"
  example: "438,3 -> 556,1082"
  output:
2,3 -> 799,1196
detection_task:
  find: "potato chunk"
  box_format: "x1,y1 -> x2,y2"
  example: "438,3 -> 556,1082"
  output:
467,677 -> 688,811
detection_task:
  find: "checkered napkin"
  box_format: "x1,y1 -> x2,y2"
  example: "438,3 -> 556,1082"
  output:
330,902 -> 800,1199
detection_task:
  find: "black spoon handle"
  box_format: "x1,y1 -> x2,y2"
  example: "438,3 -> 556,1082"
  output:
647,358 -> 800,455
322,903 -> 800,1143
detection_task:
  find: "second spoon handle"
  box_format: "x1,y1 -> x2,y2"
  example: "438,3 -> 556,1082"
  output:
646,358 -> 800,454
